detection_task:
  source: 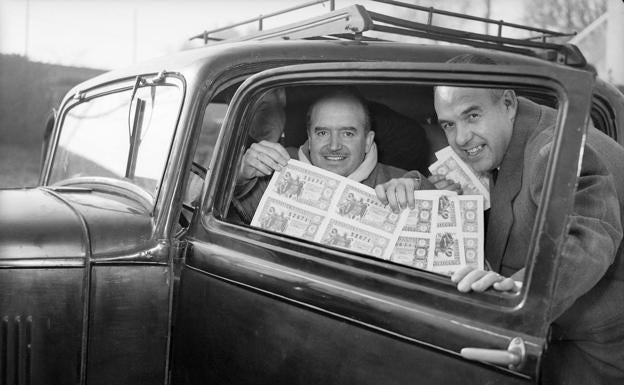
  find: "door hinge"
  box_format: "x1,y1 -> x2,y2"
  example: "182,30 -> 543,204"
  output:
173,240 -> 190,262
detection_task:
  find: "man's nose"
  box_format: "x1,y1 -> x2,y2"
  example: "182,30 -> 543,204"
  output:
329,132 -> 342,151
454,125 -> 472,147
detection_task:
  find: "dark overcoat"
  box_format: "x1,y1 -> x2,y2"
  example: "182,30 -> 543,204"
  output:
487,97 -> 624,384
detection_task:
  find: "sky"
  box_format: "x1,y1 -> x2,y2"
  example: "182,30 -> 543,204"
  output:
0,0 -> 526,70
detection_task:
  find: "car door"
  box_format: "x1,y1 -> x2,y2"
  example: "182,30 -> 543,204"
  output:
171,61 -> 594,384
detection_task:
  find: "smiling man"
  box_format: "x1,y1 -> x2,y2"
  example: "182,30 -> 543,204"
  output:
433,53 -> 624,384
232,87 -> 436,223
435,86 -> 514,174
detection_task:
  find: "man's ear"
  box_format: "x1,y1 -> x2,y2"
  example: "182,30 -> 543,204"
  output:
502,89 -> 518,118
365,130 -> 375,153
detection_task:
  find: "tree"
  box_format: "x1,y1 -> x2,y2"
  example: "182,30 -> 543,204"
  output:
523,0 -> 606,34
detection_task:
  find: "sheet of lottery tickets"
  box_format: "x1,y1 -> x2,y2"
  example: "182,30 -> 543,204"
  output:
389,191 -> 485,276
251,160 -> 407,260
252,159 -> 484,275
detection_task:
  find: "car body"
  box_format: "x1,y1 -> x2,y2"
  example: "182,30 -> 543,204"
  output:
1,4 -> 623,385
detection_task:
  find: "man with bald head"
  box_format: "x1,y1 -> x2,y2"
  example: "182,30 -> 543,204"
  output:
232,87 -> 438,223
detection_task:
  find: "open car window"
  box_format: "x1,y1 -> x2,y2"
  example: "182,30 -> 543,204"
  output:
214,79 -> 562,289
199,61 -> 593,326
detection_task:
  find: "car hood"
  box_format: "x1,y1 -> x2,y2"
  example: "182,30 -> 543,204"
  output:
0,187 -> 154,260
0,188 -> 87,259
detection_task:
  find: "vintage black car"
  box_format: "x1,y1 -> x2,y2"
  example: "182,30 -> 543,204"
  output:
2,2 -> 623,384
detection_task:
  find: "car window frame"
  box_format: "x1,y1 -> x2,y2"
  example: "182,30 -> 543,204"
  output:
199,61 -> 594,346
43,73 -> 186,215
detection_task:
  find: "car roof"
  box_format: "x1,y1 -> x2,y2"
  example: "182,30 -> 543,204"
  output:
69,39 -> 569,96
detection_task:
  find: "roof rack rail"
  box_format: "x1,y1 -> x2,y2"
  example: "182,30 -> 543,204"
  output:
189,0 -> 336,43
367,0 -> 584,66
373,0 -> 575,43
189,0 -> 586,67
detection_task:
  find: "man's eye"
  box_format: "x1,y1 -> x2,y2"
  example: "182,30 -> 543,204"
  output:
467,113 -> 480,121
440,122 -> 454,131
343,131 -> 355,137
316,130 -> 328,137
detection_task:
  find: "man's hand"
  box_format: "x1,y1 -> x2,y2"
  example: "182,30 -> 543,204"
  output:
375,177 -> 421,213
237,140 -> 290,185
428,174 -> 463,194
451,266 -> 520,293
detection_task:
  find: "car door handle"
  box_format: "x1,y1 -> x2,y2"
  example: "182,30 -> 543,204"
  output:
460,337 -> 526,370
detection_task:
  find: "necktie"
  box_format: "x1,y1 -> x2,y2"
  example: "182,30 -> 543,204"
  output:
491,168 -> 499,185
484,169 -> 497,237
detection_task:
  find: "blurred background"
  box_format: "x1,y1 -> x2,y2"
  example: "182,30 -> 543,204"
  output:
1,0 -> 622,187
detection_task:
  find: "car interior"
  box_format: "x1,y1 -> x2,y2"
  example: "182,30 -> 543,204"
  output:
226,82 -> 560,183
184,81 -> 565,223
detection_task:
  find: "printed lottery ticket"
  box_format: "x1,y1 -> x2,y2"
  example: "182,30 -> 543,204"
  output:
390,191 -> 484,276
333,184 -> 403,233
320,219 -> 393,259
252,160 -> 407,260
254,197 -> 324,241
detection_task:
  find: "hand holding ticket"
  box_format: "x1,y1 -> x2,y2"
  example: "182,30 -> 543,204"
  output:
428,146 -> 490,210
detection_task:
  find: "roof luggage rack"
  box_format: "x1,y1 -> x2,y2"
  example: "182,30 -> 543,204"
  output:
189,0 -> 586,67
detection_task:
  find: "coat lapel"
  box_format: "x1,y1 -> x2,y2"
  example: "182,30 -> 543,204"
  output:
486,98 -> 541,271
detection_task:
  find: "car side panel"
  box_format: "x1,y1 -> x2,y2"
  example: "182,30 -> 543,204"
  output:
0,268 -> 84,385
86,264 -> 170,385
172,265 -> 529,385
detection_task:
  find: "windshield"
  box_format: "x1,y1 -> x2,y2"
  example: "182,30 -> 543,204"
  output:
49,81 -> 183,201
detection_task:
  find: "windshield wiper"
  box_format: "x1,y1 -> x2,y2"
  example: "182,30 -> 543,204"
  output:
126,97 -> 146,178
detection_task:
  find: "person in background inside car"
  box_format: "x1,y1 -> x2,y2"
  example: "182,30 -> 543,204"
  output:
246,87 -> 287,145
435,53 -> 624,384
232,87 -> 450,223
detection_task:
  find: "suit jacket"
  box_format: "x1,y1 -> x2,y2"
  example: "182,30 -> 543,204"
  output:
487,97 -> 624,384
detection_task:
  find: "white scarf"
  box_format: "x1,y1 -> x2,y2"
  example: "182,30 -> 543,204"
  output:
297,141 -> 378,183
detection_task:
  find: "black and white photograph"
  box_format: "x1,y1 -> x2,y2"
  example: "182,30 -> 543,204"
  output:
1,0 -> 623,384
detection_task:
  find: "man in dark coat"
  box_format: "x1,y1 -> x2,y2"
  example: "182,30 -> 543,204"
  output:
431,54 -> 624,384
233,88 -> 435,223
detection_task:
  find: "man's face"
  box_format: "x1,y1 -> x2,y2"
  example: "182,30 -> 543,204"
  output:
434,87 -> 516,173
308,95 -> 374,177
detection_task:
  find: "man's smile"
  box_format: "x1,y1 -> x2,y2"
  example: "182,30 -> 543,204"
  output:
464,144 -> 484,158
322,154 -> 348,161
